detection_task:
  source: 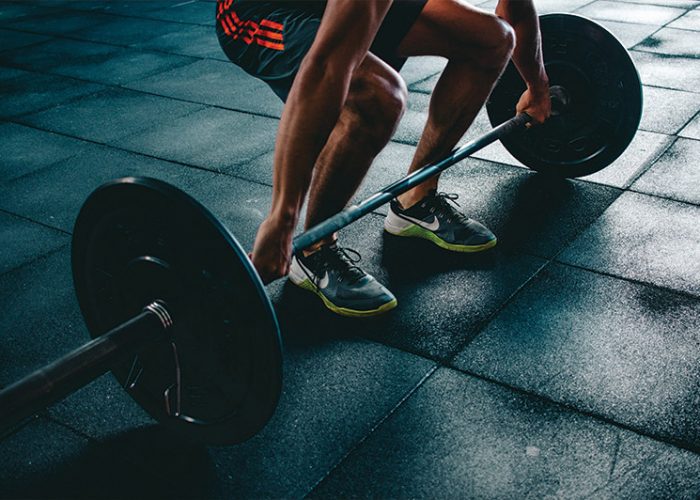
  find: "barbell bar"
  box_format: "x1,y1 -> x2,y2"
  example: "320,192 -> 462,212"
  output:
0,13 -> 642,445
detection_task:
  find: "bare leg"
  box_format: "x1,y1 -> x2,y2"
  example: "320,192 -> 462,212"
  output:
395,0 -> 515,208
303,54 -> 407,253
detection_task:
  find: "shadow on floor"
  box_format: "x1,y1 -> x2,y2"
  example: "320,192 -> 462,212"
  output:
22,426 -> 221,499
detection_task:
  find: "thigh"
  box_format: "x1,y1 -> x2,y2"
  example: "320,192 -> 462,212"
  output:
370,0 -> 428,71
397,0 -> 502,59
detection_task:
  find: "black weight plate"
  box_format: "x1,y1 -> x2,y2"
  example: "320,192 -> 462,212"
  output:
72,177 -> 283,445
487,14 -> 643,178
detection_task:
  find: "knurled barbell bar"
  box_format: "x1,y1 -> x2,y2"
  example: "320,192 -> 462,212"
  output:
0,14 -> 642,445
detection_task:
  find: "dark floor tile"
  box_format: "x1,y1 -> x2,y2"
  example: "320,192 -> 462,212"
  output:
7,9 -> 114,35
631,138 -> 700,205
113,107 -> 279,172
393,91 -> 431,144
581,130 -> 674,188
139,0 -> 214,26
401,56 -> 446,88
455,263 -> 700,449
0,122 -> 86,183
0,38 -> 195,86
55,47 -> 196,86
0,37 -> 118,74
184,172 -> 276,250
478,0 -> 592,14
0,249 -> 87,384
635,27 -> 700,58
598,20 -> 662,49
311,368 -> 700,498
21,87 -> 205,143
0,144 -> 215,231
132,23 -> 223,60
69,0 -> 174,16
0,27 -> 49,51
0,419 -> 91,498
616,0 -> 699,8
0,212 -> 68,275
669,8 -> 700,30
558,191 -> 700,296
576,1 -> 686,25
125,58 -> 284,117
638,86 -> 700,135
680,111 -> 700,140
0,70 -> 104,118
207,340 -> 434,498
631,51 -> 700,93
592,448 -> 700,499
47,373 -> 155,440
364,239 -> 547,361
0,417 -> 208,499
0,2 -> 56,22
0,65 -> 24,80
71,15 -> 182,46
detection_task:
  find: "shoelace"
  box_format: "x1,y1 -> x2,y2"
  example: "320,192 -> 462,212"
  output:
429,192 -> 470,225
309,245 -> 365,284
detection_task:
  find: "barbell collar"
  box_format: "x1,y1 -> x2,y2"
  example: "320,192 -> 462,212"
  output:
0,302 -> 171,438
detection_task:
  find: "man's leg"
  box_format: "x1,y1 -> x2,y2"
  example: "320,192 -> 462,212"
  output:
286,53 -> 406,317
395,0 -> 515,208
302,53 -> 407,252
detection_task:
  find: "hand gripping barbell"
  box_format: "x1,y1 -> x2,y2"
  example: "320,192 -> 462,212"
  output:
0,14 -> 642,445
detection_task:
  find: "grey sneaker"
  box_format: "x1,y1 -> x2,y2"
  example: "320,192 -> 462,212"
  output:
384,190 -> 497,252
288,244 -> 397,317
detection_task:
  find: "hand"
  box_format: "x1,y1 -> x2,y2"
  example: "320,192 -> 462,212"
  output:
516,85 -> 551,127
250,215 -> 295,284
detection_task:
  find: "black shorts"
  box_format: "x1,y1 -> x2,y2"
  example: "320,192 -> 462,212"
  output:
215,0 -> 427,101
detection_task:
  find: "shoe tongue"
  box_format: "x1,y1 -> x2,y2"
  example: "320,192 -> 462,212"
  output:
325,245 -> 365,282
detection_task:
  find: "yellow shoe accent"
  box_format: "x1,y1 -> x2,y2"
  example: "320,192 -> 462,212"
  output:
294,279 -> 397,318
387,224 -> 497,253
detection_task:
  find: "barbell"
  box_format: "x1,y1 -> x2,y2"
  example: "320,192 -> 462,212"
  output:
0,14 -> 642,445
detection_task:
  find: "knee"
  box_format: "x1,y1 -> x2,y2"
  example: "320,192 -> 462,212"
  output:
479,16 -> 516,69
361,71 -> 407,127
348,70 -> 407,146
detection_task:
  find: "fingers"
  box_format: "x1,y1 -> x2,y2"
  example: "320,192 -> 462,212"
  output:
250,253 -> 290,284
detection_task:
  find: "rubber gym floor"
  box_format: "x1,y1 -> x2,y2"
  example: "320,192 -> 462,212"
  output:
1,0 -> 699,498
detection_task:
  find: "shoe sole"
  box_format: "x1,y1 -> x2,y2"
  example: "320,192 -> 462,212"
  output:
293,279 -> 397,317
384,219 -> 497,253
288,261 -> 397,317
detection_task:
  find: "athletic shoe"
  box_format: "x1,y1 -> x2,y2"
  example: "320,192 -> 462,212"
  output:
384,190 -> 497,252
288,244 -> 397,317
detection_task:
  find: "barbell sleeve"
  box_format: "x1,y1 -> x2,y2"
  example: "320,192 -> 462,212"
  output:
292,112 -> 532,252
0,301 -> 172,437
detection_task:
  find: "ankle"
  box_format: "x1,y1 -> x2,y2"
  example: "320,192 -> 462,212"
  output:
397,190 -> 431,210
302,237 -> 337,257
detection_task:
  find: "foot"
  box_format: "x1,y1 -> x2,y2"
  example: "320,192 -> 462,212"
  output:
384,190 -> 497,252
288,244 -> 397,317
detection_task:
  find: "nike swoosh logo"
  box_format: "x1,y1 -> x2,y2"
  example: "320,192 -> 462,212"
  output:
317,271 -> 329,289
400,214 -> 440,231
299,259 -> 330,289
